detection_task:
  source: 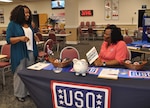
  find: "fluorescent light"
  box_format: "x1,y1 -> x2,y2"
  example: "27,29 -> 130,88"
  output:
0,0 -> 13,2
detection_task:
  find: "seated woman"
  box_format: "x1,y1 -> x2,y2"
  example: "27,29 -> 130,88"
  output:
94,25 -> 129,66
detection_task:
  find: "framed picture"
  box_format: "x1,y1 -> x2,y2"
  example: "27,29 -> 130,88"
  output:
104,0 -> 119,20
105,10 -> 111,20
0,8 -> 4,23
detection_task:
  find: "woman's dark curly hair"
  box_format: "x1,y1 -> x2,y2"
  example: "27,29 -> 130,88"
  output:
105,24 -> 123,44
10,5 -> 32,25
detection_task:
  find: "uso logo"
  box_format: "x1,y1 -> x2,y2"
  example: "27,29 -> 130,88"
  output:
51,80 -> 111,108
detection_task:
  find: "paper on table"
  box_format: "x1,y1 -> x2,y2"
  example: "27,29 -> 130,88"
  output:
142,44 -> 150,48
86,46 -> 99,64
127,46 -> 140,50
98,68 -> 119,80
27,62 -> 50,70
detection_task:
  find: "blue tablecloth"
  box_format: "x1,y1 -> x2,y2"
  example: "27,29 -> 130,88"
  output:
43,63 -> 150,79
18,64 -> 150,108
128,40 -> 150,47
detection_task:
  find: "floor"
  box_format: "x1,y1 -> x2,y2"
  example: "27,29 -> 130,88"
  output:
0,40 -> 102,108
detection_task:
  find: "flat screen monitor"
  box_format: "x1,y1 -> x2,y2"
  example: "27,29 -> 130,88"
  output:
51,0 -> 65,9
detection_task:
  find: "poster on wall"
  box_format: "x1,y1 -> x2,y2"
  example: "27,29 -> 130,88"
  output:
104,0 -> 119,20
112,0 -> 119,10
112,0 -> 119,20
50,12 -> 65,23
0,8 -> 4,23
105,10 -> 111,20
112,10 -> 119,20
105,0 -> 112,20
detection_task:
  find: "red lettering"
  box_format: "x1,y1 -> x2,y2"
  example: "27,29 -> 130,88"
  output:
80,10 -> 93,16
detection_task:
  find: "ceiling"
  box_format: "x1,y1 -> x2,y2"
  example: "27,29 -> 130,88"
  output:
0,0 -> 42,5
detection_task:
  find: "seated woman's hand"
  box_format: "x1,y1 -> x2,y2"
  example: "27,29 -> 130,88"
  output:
93,58 -> 102,66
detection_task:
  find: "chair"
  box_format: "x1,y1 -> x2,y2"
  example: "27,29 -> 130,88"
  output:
91,21 -> 96,27
79,27 -> 89,41
58,29 -> 66,40
127,48 -> 132,60
49,33 -> 60,52
0,44 -> 11,86
58,29 -> 66,47
59,29 -> 66,34
60,46 -> 80,61
88,27 -> 95,40
36,33 -> 43,41
80,21 -> 85,28
44,39 -> 54,55
123,35 -> 134,44
123,36 -> 143,60
96,30 -> 104,40
85,21 -> 90,27
36,33 -> 44,51
38,39 -> 54,61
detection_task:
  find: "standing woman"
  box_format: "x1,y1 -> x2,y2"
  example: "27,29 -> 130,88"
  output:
6,5 -> 38,102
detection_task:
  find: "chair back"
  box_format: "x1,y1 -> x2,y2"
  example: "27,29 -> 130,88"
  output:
88,27 -> 93,33
127,48 -> 131,60
91,21 -> 96,26
80,21 -> 85,28
1,44 -> 11,59
36,33 -> 43,41
60,46 -> 80,61
123,36 -> 134,44
43,39 -> 54,54
49,33 -> 57,42
85,21 -> 90,27
59,29 -> 66,34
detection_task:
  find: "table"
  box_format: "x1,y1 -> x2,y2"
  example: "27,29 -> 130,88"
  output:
42,33 -> 71,43
18,65 -> 150,108
0,54 -> 7,59
36,41 -> 45,51
127,40 -> 150,60
42,33 -> 71,37
0,40 -> 7,46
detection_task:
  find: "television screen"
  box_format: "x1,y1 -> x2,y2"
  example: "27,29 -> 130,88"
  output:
51,0 -> 65,9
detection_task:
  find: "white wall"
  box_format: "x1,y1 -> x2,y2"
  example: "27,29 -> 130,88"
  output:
0,0 -> 149,27
78,0 -> 150,25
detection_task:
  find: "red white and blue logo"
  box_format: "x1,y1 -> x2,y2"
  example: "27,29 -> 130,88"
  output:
51,80 -> 111,108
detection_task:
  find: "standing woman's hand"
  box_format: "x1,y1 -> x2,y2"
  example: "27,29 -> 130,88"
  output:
20,36 -> 30,42
10,36 -> 30,44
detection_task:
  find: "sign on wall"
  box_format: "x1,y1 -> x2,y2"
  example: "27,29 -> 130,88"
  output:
104,0 -> 119,20
51,80 -> 111,108
80,10 -> 93,16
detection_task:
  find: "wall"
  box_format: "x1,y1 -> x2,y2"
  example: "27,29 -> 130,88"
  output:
0,0 -> 150,29
0,0 -> 65,28
78,0 -> 150,26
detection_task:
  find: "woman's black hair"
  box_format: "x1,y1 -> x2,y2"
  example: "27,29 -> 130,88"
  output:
10,5 -> 32,25
105,24 -> 123,44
